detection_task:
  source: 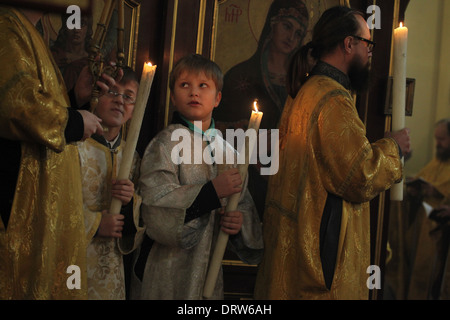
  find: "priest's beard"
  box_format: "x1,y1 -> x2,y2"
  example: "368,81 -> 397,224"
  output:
436,145 -> 450,162
348,55 -> 371,93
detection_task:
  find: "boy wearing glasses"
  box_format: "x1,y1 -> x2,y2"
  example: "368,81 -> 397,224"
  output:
77,67 -> 144,299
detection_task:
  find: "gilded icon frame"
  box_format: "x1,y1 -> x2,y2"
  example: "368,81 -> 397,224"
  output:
38,0 -> 140,91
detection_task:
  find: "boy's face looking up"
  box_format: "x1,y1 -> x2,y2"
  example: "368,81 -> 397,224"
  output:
96,80 -> 139,134
171,70 -> 222,131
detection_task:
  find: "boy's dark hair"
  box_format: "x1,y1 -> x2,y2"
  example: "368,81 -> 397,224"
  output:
169,54 -> 223,92
287,6 -> 364,98
120,66 -> 140,85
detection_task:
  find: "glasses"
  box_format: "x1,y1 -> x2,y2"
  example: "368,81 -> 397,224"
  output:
352,35 -> 376,52
107,90 -> 136,105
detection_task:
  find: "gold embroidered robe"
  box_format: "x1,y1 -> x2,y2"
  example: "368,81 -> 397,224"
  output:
254,75 -> 402,300
77,137 -> 144,300
0,7 -> 87,299
406,158 -> 450,299
418,159 -> 450,206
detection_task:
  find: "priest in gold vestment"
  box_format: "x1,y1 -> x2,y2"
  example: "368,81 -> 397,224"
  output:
385,119 -> 450,300
408,156 -> 450,300
254,7 -> 410,300
0,6 -> 104,299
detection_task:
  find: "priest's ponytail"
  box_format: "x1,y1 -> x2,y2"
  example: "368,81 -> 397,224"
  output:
287,42 -> 314,99
287,6 -> 364,98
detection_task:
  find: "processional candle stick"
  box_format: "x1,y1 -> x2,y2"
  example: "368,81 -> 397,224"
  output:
92,0 -> 113,48
89,0 -> 116,113
116,0 -> 125,68
390,22 -> 408,201
203,101 -> 263,299
109,62 -> 157,215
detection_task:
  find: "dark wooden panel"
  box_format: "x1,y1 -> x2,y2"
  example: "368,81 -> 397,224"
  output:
134,0 -> 167,156
137,0 -> 211,156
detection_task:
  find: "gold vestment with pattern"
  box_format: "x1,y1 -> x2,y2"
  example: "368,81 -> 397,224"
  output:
0,7 -> 87,299
255,76 -> 402,300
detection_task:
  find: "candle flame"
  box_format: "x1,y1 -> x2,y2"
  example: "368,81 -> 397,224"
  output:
400,22 -> 403,28
253,100 -> 259,113
146,62 -> 153,67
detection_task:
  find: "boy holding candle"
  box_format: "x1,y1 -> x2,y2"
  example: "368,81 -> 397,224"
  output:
77,66 -> 145,299
134,54 -> 263,300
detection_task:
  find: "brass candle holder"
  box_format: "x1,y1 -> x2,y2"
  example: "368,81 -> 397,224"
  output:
88,0 -> 125,118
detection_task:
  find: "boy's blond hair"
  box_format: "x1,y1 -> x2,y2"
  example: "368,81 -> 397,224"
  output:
169,53 -> 223,92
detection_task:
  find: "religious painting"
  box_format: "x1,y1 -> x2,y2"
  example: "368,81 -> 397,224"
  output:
211,1 -> 349,298
212,0 -> 345,132
211,0 -> 348,216
37,0 -> 140,91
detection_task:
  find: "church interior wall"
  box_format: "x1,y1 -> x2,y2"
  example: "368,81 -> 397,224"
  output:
404,0 -> 450,176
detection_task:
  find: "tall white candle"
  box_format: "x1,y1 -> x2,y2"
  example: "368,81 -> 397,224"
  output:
391,23 -> 408,201
203,101 -> 262,299
109,62 -> 157,214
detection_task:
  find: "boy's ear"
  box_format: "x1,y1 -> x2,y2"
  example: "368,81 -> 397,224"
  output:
214,91 -> 222,108
170,91 -> 175,106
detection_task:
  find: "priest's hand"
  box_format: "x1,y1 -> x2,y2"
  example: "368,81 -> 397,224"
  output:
111,179 -> 134,205
422,183 -> 441,198
429,205 -> 450,224
212,168 -> 242,199
385,128 -> 411,157
219,209 -> 243,235
78,110 -> 103,140
74,63 -> 124,107
97,210 -> 125,238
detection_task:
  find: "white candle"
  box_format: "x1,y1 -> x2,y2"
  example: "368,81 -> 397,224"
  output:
224,101 -> 262,211
109,62 -> 157,214
203,101 -> 263,299
391,23 -> 408,201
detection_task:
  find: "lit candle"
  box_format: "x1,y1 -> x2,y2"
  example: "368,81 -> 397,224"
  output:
109,62 -> 157,215
248,100 -> 263,133
203,101 -> 263,299
391,22 -> 408,201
